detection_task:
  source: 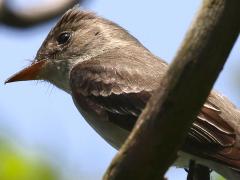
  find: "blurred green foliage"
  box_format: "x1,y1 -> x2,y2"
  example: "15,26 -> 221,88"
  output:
211,171 -> 226,180
0,138 -> 58,180
0,135 -> 229,180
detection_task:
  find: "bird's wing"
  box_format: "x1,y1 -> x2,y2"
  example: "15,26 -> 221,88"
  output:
189,102 -> 235,147
184,92 -> 240,170
70,56 -> 240,169
70,50 -> 166,116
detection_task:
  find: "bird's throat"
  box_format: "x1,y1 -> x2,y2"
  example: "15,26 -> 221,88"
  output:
45,60 -> 75,94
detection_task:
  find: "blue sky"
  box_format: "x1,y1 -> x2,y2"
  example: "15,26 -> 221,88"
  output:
0,0 -> 239,179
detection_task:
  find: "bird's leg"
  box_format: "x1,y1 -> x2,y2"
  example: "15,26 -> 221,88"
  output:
186,160 -> 195,180
186,160 -> 210,180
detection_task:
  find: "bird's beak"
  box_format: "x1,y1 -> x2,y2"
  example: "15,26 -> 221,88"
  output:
5,60 -> 47,84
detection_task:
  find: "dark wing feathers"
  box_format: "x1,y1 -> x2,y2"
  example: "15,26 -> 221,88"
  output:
72,63 -> 150,115
70,56 -> 240,169
195,104 -> 235,147
91,92 -> 150,116
70,52 -> 161,115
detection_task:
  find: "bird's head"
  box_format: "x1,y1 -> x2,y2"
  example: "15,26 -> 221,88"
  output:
5,6 -> 135,93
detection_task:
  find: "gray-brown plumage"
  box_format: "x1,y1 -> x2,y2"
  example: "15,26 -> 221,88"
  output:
5,7 -> 240,179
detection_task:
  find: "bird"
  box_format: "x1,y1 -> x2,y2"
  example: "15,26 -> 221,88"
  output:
5,6 -> 240,179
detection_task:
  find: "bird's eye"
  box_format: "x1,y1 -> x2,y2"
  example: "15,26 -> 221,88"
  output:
57,32 -> 71,45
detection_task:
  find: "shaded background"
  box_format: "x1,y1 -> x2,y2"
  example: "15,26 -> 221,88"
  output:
0,0 -> 239,179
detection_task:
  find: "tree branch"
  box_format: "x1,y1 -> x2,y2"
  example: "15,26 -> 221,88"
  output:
0,0 -> 87,28
104,0 -> 240,180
